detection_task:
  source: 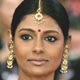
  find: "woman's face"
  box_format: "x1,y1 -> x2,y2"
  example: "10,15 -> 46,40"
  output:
13,14 -> 65,76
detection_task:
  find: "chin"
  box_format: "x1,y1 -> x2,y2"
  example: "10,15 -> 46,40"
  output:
22,67 -> 54,77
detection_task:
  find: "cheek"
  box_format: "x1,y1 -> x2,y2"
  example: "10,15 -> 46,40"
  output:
51,47 -> 63,62
50,47 -> 63,66
13,39 -> 33,65
45,41 -> 64,57
45,40 -> 64,70
14,44 -> 25,66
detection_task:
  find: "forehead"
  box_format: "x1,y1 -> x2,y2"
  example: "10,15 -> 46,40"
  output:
17,14 -> 62,33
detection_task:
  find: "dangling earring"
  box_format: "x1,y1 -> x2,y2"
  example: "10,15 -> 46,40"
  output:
7,39 -> 14,69
60,45 -> 69,73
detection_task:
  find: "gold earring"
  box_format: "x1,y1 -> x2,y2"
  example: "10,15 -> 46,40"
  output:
60,45 -> 69,73
7,39 -> 14,69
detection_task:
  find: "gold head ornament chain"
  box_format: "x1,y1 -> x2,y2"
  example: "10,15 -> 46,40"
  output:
34,0 -> 44,24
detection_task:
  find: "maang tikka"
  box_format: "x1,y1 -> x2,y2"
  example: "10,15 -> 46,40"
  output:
34,0 -> 44,24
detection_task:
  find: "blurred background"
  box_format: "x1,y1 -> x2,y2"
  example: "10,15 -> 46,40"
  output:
0,0 -> 80,80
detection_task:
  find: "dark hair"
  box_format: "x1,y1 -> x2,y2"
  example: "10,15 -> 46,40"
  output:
11,0 -> 70,41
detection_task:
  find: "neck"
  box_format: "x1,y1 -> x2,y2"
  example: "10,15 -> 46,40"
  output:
18,70 -> 55,80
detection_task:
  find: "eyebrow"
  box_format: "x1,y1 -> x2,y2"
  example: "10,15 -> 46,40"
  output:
18,28 -> 59,34
44,30 -> 59,34
18,28 -> 35,33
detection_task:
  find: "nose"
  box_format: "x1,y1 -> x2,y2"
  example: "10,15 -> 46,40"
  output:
32,39 -> 44,54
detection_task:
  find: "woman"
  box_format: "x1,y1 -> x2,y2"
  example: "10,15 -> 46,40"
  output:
7,0 -> 71,80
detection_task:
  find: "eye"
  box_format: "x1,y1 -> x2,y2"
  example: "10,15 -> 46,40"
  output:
44,36 -> 57,42
21,34 -> 33,40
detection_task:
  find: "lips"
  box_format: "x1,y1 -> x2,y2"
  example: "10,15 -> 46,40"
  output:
27,59 -> 48,66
